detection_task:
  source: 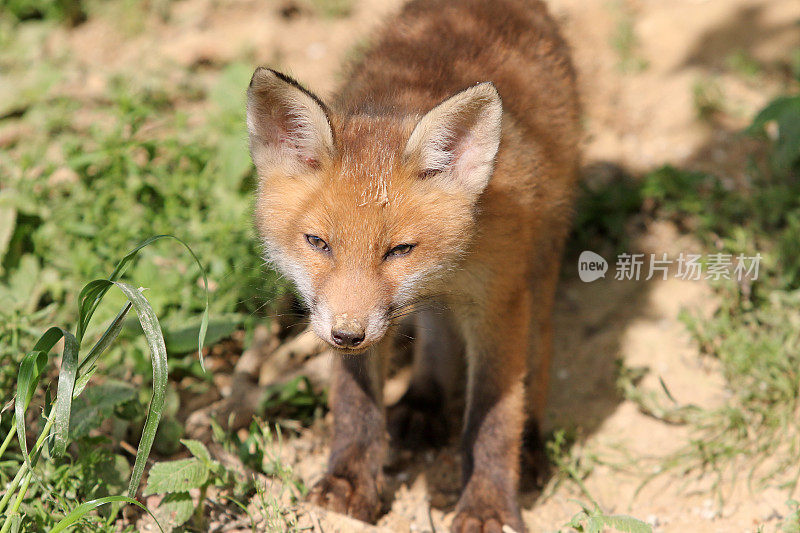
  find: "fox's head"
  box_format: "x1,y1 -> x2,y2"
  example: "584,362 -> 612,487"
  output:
246,68 -> 502,352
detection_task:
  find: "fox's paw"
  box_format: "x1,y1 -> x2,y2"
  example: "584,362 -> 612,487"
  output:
308,474 -> 380,523
451,512 -> 505,533
451,488 -> 524,533
388,383 -> 448,449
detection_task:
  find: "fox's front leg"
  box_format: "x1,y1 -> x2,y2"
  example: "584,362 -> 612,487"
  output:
388,307 -> 463,448
309,345 -> 386,523
452,291 -> 530,533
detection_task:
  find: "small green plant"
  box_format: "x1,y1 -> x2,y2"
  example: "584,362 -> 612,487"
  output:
790,48 -> 800,82
309,0 -> 352,18
725,49 -> 762,79
545,429 -> 595,503
780,500 -> 800,533
0,0 -> 85,25
260,376 -> 328,426
615,360 -> 699,425
692,78 -> 725,121
570,171 -> 643,257
144,439 -> 227,530
608,0 -> 649,73
252,423 -> 306,532
748,93 -> 800,177
548,430 -> 651,533
564,502 -> 652,533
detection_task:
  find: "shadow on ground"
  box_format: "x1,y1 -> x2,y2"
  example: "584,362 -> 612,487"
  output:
679,4 -> 800,77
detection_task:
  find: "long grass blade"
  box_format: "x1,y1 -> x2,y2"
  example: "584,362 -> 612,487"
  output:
14,350 -> 48,472
111,281 -> 169,498
52,330 -> 79,457
76,279 -> 115,343
14,326 -> 80,470
49,496 -> 163,533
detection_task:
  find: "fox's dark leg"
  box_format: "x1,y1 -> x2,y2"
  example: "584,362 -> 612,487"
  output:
518,306 -> 554,491
308,342 -> 387,523
523,237 -> 565,487
388,307 -> 463,448
452,291 -> 530,533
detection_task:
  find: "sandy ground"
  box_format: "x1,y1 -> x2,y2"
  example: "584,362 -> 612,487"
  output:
34,0 -> 800,530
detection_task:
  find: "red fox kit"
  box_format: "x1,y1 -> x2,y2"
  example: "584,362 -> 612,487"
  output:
246,0 -> 579,530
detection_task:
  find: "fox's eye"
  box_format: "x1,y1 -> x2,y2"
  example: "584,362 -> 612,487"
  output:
384,243 -> 415,259
305,234 -> 330,252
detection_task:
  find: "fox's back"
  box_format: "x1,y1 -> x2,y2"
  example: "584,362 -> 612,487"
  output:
338,0 -> 578,158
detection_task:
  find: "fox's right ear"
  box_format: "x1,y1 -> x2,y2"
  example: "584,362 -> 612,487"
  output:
246,68 -> 334,174
404,82 -> 502,197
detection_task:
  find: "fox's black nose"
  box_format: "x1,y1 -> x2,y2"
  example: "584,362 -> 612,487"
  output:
331,329 -> 364,347
331,317 -> 365,348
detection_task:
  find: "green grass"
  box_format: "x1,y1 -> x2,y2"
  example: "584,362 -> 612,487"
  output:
0,0 -> 86,25
608,0 -> 649,73
0,60 -> 290,377
569,169 -> 643,257
0,15 -> 303,529
251,423 -> 307,532
0,0 -> 174,27
725,49 -> 762,80
545,430 -> 652,533
308,0 -> 353,18
692,77 -> 726,122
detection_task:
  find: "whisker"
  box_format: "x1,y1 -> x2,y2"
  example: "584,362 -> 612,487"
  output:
388,297 -> 448,320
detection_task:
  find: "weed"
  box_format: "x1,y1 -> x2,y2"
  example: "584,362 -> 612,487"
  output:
145,439 -> 229,530
725,49 -> 762,79
791,48 -> 800,82
260,376 -> 328,427
309,0 -> 352,18
692,78 -> 726,121
546,428 -> 595,504
547,430 -> 652,533
563,502 -> 652,533
137,418 -> 309,530
250,422 -> 306,532
608,0 -> 649,73
615,360 -> 699,425
570,168 -> 643,257
780,500 -> 800,532
0,0 -> 85,25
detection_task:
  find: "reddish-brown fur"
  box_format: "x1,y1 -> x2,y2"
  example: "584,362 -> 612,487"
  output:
246,0 -> 579,530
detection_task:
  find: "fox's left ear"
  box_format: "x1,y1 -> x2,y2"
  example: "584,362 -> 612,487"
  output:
404,82 -> 502,196
246,68 -> 334,175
